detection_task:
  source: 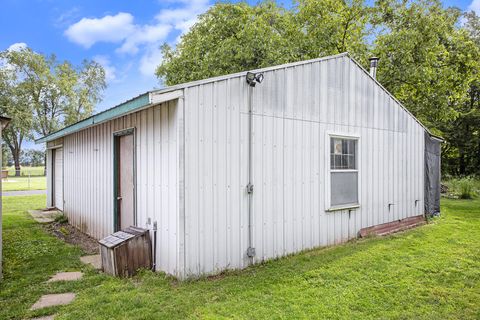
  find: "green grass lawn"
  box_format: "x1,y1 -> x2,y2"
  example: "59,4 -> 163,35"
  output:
5,166 -> 45,177
2,176 -> 46,191
1,195 -> 479,319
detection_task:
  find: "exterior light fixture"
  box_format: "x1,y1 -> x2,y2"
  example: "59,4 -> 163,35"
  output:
246,72 -> 264,87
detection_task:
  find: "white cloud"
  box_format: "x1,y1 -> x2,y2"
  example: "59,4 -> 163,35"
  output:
54,7 -> 81,28
7,42 -> 27,51
65,0 -> 211,77
93,55 -> 117,82
469,0 -> 480,13
139,45 -> 165,76
117,23 -> 172,55
156,0 -> 209,37
64,12 -> 135,48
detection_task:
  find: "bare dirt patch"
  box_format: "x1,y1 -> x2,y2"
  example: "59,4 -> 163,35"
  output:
43,222 -> 99,255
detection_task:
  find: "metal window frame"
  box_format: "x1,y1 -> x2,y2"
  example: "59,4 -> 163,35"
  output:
113,127 -> 137,232
326,132 -> 360,211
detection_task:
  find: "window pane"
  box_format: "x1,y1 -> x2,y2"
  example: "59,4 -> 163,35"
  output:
348,155 -> 355,169
333,139 -> 342,155
330,137 -> 357,170
349,140 -> 355,155
334,155 -> 342,169
331,172 -> 358,206
342,155 -> 348,169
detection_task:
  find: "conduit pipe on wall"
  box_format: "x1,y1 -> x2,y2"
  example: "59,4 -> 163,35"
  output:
245,72 -> 264,262
152,221 -> 157,271
246,84 -> 255,261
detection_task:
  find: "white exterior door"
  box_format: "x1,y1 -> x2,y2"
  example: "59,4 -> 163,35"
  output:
54,148 -> 64,211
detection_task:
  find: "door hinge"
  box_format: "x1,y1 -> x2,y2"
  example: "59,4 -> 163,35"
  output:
247,247 -> 256,257
246,183 -> 254,194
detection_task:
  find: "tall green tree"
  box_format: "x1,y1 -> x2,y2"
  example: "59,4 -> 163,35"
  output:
0,46 -> 106,175
295,0 -> 370,62
371,0 -> 480,130
21,149 -> 45,167
156,0 -> 479,176
157,2 -> 300,86
440,12 -> 480,175
372,0 -> 480,175
156,0 -> 370,86
0,57 -> 34,175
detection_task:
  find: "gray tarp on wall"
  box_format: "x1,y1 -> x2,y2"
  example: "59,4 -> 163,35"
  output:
425,132 -> 442,216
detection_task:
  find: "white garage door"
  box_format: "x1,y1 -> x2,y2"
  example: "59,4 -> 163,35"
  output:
54,148 -> 64,211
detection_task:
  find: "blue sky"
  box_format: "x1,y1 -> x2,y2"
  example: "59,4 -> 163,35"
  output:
1,0 -> 477,118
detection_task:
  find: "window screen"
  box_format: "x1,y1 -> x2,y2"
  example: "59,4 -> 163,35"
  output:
330,137 -> 358,207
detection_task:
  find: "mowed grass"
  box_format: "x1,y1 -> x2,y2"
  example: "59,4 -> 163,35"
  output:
0,195 -> 85,319
2,176 -> 46,191
5,166 -> 45,177
1,195 -> 479,319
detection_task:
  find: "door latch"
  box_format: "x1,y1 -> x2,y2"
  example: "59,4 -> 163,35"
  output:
246,183 -> 254,194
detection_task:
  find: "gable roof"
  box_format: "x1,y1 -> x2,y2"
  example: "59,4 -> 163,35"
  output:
36,52 -> 439,144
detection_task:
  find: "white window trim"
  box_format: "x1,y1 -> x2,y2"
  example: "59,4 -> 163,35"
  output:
325,132 -> 361,211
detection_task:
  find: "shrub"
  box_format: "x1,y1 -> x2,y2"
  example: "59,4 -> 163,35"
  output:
457,178 -> 476,199
54,214 -> 68,224
442,177 -> 478,199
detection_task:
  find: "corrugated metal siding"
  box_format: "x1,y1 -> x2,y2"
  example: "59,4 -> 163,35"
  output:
183,55 -> 425,276
62,100 -> 180,276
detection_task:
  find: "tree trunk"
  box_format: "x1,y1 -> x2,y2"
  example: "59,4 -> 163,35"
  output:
7,144 -> 21,177
13,152 -> 21,177
459,147 -> 466,176
4,128 -> 24,177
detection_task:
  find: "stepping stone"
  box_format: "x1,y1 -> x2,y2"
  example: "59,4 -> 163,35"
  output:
48,271 -> 83,282
32,316 -> 55,320
30,293 -> 75,310
28,209 -> 62,224
80,254 -> 101,270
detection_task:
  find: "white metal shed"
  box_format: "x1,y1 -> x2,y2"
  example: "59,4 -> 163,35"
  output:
37,53 -> 441,278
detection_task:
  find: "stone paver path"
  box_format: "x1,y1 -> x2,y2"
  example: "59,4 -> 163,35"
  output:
80,254 -> 102,270
30,293 -> 76,310
28,209 -> 62,223
4,189 -> 46,196
32,316 -> 55,320
48,271 -> 83,282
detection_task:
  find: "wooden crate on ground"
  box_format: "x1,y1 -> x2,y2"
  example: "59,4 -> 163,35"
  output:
99,226 -> 152,277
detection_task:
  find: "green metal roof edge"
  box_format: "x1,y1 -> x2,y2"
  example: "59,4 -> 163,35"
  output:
36,93 -> 150,144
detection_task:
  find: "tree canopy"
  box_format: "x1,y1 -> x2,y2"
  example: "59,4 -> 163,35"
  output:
156,0 -> 480,176
0,46 -> 106,175
373,0 -> 480,130
156,0 -> 370,86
